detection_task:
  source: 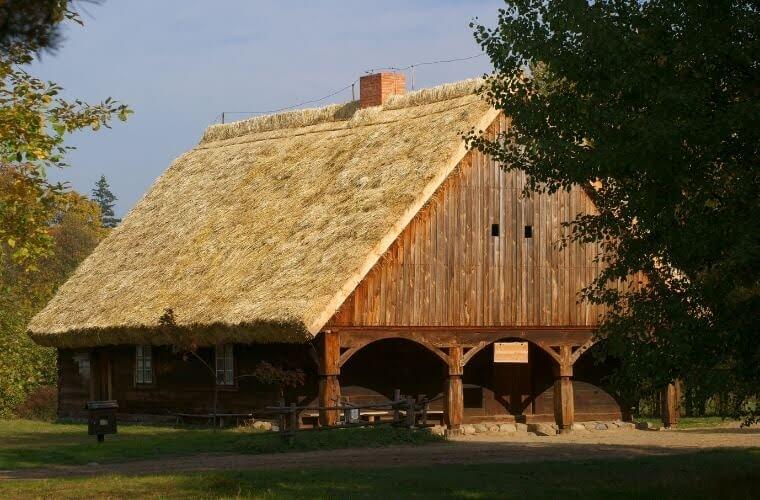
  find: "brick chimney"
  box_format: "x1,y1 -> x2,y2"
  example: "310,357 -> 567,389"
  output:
359,72 -> 406,109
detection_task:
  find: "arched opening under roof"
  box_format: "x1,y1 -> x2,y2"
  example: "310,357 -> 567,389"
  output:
339,338 -> 448,410
460,337 -> 627,423
462,338 -> 555,422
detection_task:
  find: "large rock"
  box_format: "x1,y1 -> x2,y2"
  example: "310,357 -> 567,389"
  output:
594,422 -> 609,431
515,423 -> 529,433
618,421 -> 636,430
462,424 -> 477,435
571,422 -> 586,431
486,423 -> 500,433
473,424 -> 489,433
528,423 -> 557,436
583,422 -> 598,431
499,423 -> 517,433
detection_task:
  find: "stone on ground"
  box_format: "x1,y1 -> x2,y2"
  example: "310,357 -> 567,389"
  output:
426,425 -> 446,436
498,423 -> 517,433
595,422 -> 609,431
252,421 -> 272,431
636,421 -> 661,431
528,423 -> 557,436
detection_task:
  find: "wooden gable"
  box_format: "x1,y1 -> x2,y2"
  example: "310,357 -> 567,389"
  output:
327,115 -> 610,328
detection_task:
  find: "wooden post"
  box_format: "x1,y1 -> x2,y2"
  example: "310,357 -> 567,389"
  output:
445,346 -> 464,432
553,345 -> 575,432
393,389 -> 401,424
405,397 -> 416,428
661,381 -> 680,428
289,402 -> 298,435
318,330 -> 341,426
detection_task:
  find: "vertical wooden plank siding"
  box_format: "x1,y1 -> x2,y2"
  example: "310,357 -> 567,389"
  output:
328,115 -> 606,328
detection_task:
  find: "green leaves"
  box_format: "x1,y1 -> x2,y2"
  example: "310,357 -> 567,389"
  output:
474,0 -> 759,420
0,192 -> 106,417
0,35 -> 132,269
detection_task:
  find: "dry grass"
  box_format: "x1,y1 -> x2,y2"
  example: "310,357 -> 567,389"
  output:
29,79 -> 494,347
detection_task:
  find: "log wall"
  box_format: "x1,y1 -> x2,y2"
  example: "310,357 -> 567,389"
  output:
58,345 -> 319,418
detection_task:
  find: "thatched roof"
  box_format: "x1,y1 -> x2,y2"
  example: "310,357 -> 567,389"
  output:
28,79 -> 498,348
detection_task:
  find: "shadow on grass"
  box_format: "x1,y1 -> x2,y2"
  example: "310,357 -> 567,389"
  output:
1,449 -> 758,499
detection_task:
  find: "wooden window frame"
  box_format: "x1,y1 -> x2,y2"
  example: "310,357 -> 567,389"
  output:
214,344 -> 236,389
134,345 -> 155,388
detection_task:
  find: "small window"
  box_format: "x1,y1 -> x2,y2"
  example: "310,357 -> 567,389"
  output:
524,225 -> 533,238
135,345 -> 153,385
491,223 -> 500,237
215,344 -> 234,386
73,352 -> 91,381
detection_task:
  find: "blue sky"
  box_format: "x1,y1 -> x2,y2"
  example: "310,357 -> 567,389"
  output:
32,1 -> 501,216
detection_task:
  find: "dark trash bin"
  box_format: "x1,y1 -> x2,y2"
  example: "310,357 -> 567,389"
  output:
86,400 -> 118,442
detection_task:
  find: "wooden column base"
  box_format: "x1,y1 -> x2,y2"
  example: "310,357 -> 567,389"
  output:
318,375 -> 340,426
445,375 -> 463,430
553,376 -> 575,431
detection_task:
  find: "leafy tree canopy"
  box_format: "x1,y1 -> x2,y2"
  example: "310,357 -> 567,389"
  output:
0,9 -> 131,270
0,191 -> 106,417
471,0 -> 758,418
0,0 -> 72,52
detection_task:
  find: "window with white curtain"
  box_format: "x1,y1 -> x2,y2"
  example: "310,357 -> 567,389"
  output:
215,344 -> 234,386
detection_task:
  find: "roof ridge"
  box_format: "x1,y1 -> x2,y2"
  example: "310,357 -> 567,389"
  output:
200,78 -> 483,144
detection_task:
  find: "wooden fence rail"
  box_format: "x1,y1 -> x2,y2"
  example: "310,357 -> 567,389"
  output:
256,392 -> 442,443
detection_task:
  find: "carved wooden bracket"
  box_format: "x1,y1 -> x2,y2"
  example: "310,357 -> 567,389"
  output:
461,341 -> 489,366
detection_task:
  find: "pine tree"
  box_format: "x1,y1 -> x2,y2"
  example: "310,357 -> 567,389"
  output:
90,175 -> 120,228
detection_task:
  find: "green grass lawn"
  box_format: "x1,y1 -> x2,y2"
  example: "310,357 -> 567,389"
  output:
638,416 -> 736,429
0,419 -> 441,470
1,449 -> 758,499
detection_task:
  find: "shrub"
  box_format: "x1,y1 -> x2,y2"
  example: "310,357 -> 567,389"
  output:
14,385 -> 57,421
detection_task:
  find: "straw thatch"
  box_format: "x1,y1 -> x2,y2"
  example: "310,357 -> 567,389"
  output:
28,79 -> 498,348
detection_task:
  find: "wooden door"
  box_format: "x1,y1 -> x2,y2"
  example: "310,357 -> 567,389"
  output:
90,350 -> 112,401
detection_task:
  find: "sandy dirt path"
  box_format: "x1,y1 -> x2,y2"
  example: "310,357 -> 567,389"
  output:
3,427 -> 758,480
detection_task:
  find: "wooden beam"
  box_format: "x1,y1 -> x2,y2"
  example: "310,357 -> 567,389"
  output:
444,346 -> 464,432
462,341 -> 489,366
318,331 -> 341,426
553,345 -> 574,432
335,326 -> 595,349
336,338 -> 450,369
553,376 -> 575,431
